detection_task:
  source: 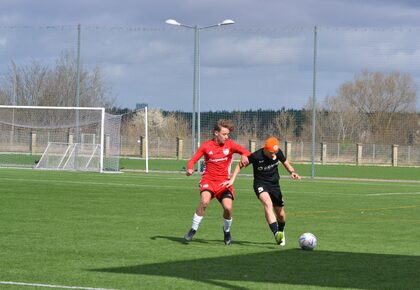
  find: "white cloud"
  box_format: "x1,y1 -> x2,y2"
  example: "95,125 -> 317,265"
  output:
0,0 -> 420,110
203,34 -> 308,67
0,37 -> 7,47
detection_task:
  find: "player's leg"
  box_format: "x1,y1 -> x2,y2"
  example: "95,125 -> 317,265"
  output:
258,191 -> 276,224
273,202 -> 286,246
258,191 -> 283,244
184,190 -> 212,242
220,192 -> 233,220
196,190 -> 213,216
274,205 -> 286,225
254,184 -> 282,244
220,191 -> 234,245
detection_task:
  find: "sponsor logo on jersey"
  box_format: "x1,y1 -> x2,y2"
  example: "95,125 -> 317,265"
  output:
257,161 -> 279,171
209,157 -> 228,162
208,151 -> 213,155
258,187 -> 264,193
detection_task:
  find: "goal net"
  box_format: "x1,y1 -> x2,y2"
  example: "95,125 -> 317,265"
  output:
0,105 -> 121,172
35,142 -> 101,171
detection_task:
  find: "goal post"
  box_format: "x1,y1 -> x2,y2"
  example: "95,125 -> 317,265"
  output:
0,105 -> 121,172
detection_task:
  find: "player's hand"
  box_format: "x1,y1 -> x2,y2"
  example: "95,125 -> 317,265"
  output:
220,180 -> 234,188
186,169 -> 194,176
291,172 -> 301,180
239,155 -> 249,167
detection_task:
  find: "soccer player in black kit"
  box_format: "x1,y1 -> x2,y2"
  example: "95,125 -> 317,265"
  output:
221,137 -> 300,246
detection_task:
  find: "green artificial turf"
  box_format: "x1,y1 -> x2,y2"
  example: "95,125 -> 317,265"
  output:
0,168 -> 419,289
120,157 -> 420,181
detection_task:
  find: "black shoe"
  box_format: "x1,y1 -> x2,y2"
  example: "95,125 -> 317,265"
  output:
223,228 -> 232,245
184,229 -> 196,242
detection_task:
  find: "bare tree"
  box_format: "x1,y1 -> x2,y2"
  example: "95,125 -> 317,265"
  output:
325,70 -> 417,144
270,110 -> 296,141
164,113 -> 189,138
130,109 -> 189,139
323,95 -> 361,142
0,52 -> 114,108
301,96 -> 323,143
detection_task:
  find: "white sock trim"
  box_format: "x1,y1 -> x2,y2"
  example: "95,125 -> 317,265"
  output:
191,213 -> 203,231
223,218 -> 233,232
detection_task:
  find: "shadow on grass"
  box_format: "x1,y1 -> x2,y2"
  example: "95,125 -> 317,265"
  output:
91,247 -> 420,289
150,235 -> 274,248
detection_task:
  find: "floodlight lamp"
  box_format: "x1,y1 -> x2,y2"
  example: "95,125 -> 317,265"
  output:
165,19 -> 181,26
219,19 -> 235,26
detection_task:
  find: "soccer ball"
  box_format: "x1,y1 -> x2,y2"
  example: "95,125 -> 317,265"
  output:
299,232 -> 317,250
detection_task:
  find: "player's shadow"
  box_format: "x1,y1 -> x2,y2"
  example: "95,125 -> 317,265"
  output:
91,248 -> 420,289
150,235 -> 274,248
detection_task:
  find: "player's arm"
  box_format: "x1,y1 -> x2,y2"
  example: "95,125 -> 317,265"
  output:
232,142 -> 251,167
186,146 -> 205,176
282,160 -> 301,180
220,162 -> 245,188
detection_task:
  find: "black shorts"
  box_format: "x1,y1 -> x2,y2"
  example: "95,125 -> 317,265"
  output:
253,182 -> 284,207
202,189 -> 234,203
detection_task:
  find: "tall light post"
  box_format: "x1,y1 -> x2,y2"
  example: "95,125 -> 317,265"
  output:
165,18 -> 235,162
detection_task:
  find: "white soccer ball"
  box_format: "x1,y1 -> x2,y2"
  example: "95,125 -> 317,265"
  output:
299,232 -> 317,250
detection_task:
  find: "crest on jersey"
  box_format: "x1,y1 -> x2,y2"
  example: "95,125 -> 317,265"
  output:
223,148 -> 230,155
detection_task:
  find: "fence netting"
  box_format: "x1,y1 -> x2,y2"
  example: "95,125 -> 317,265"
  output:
0,25 -> 419,170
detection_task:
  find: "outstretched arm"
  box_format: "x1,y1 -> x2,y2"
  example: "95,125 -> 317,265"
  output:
232,142 -> 251,167
186,146 -> 205,176
240,154 -> 249,167
283,160 -> 301,180
220,162 -> 244,188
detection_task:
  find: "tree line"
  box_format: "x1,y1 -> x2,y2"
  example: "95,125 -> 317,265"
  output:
0,54 -> 418,146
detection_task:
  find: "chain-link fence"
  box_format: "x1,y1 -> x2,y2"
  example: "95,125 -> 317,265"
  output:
0,25 -> 419,169
123,108 -> 420,167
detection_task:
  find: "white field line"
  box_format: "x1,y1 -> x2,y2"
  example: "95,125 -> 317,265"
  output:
298,178 -> 420,187
2,174 -> 420,195
291,204 -> 419,216
0,281 -> 116,290
303,176 -> 420,184
367,192 -> 420,196
288,191 -> 420,196
0,177 -> 188,189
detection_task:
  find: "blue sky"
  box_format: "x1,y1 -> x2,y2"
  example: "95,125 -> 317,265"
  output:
1,0 -> 420,111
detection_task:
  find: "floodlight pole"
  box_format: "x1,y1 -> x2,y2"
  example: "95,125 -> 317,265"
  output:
76,23 -> 81,143
193,25 -> 201,163
165,19 -> 234,171
311,26 -> 318,179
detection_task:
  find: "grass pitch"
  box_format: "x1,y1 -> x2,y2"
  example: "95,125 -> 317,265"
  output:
0,168 -> 419,289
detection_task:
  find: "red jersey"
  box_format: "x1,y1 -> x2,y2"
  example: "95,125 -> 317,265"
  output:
187,139 -> 250,182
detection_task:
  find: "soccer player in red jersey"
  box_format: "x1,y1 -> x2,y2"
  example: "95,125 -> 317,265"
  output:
184,119 -> 250,245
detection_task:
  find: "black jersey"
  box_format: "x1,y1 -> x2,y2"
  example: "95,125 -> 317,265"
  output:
248,148 -> 287,184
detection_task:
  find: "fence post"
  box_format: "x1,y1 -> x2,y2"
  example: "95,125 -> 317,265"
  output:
356,143 -> 363,165
321,142 -> 327,164
285,141 -> 292,161
176,137 -> 183,160
392,144 -> 399,167
30,132 -> 37,155
68,133 -> 74,144
139,136 -> 146,158
249,139 -> 256,153
105,135 -> 110,157
9,130 -> 13,145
